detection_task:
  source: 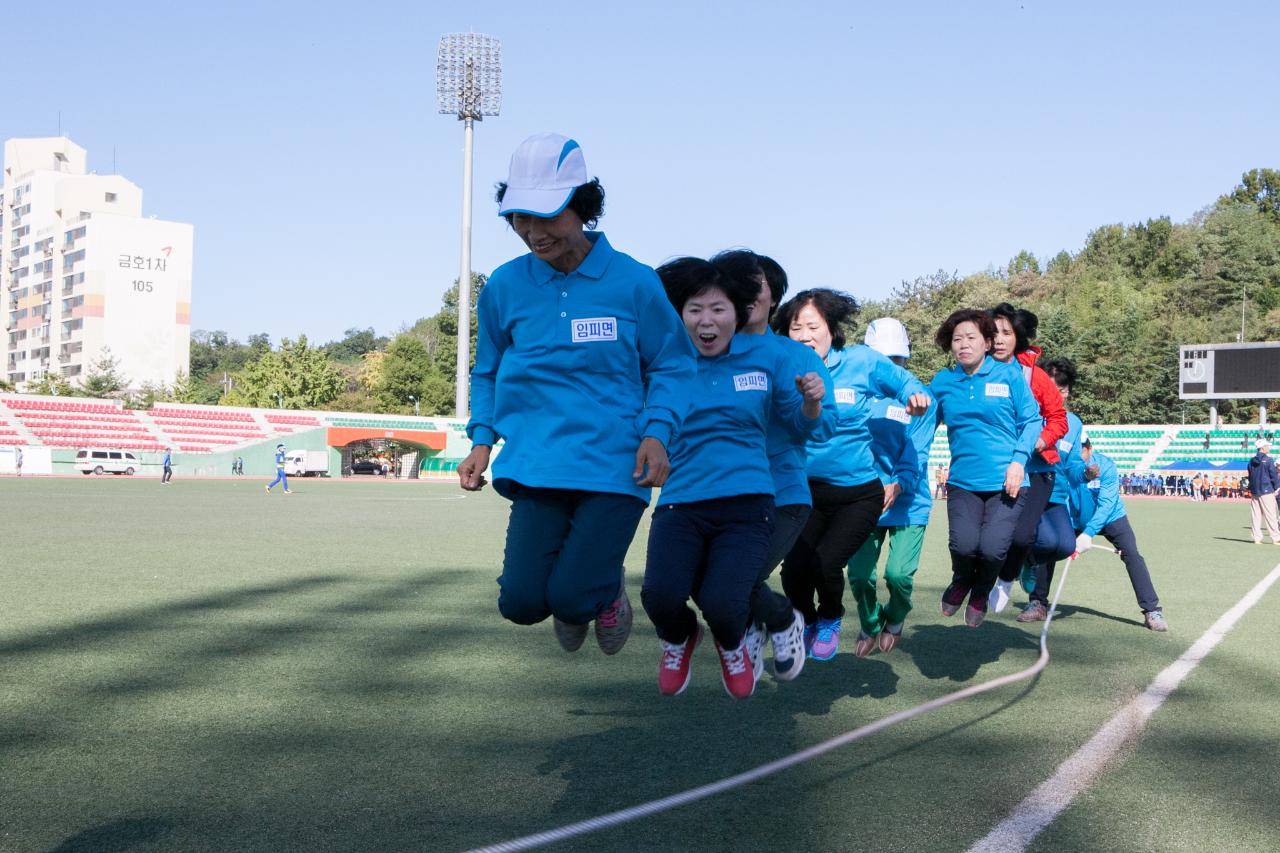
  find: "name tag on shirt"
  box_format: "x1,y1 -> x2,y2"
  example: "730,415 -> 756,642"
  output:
985,383 -> 1010,398
835,388 -> 857,405
1088,480 -> 1101,490
885,405 -> 911,424
733,372 -> 768,392
1057,439 -> 1073,452
571,317 -> 618,342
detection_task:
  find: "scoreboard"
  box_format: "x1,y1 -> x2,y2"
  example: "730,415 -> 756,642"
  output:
1179,342 -> 1280,399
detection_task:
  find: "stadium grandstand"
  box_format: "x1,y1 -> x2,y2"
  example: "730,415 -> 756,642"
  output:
0,394 -> 471,478
2,392 -> 1268,481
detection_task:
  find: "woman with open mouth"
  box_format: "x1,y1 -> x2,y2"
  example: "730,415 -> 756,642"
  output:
641,257 -> 827,699
459,132 -> 696,659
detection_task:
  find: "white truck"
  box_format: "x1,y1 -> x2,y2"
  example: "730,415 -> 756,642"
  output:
284,449 -> 330,477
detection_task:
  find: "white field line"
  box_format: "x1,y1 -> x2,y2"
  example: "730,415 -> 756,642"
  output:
465,555 -> 1089,853
967,559 -> 1280,853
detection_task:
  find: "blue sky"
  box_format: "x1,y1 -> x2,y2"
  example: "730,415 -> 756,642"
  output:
6,1 -> 1276,344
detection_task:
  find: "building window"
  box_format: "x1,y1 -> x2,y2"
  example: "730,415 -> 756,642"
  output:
105,192 -> 117,203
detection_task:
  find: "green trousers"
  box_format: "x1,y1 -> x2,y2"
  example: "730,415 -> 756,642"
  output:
845,524 -> 926,635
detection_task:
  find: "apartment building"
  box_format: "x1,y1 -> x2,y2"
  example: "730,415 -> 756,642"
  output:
3,137 -> 192,391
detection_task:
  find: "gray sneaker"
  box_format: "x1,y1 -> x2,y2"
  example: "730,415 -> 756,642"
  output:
554,618 -> 590,652
594,587 -> 633,655
744,622 -> 766,684
1143,609 -> 1169,632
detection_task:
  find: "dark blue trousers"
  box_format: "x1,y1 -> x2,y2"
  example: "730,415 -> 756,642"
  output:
497,484 -> 646,626
1034,516 -> 1160,612
642,494 -> 774,649
946,485 -> 1027,598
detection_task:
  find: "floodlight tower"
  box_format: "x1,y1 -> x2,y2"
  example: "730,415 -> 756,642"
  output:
436,32 -> 502,418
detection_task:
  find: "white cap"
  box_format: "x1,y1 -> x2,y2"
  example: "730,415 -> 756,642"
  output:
498,132 -> 589,217
1257,439 -> 1270,449
1081,431 -> 1091,445
863,317 -> 911,359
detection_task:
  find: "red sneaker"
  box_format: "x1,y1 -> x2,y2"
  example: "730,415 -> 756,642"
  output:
715,636 -> 758,699
658,624 -> 703,696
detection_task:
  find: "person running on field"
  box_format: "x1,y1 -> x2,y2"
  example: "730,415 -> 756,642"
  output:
1247,439 -> 1280,544
265,444 -> 290,493
642,257 -> 827,698
709,250 -> 837,683
844,318 -> 939,656
1019,358 -> 1086,622
458,133 -> 696,657
929,309 -> 1039,627
1071,441 -> 1169,632
776,289 -> 931,660
986,303 -> 1067,614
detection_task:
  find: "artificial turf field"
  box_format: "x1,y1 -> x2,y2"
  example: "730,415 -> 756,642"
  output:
1,477 -> 1278,853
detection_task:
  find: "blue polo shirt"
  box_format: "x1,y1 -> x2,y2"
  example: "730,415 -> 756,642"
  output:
1072,452 -> 1126,535
163,451 -> 172,468
1048,412 -> 1085,506
467,232 -> 697,501
759,331 -> 838,507
929,356 -> 1040,493
867,393 -> 938,527
275,450 -> 285,469
804,345 -> 929,488
660,333 -> 826,506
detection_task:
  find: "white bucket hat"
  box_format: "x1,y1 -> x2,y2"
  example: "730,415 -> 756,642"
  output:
498,132 -> 588,217
864,317 -> 911,359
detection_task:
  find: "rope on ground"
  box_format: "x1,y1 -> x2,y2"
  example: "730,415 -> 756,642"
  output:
466,553 -> 1084,853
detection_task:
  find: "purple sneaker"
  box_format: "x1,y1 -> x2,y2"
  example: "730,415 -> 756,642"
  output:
803,622 -> 818,658
810,618 -> 842,661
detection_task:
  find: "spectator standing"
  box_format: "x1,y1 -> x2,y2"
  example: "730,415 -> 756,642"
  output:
1247,439 -> 1280,544
162,448 -> 173,484
14,446 -> 21,477
935,464 -> 949,499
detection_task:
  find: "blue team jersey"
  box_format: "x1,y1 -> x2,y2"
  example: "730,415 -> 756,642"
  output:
1049,412 -> 1085,506
1072,452 -> 1127,535
759,331 -> 838,507
803,345 -> 928,488
660,333 -> 825,505
275,450 -> 285,469
866,393 -> 938,527
929,356 -> 1040,493
466,231 -> 697,501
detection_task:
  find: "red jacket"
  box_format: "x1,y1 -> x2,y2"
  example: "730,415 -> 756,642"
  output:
1016,346 -> 1068,466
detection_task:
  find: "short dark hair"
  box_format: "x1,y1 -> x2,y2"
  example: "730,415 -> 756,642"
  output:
935,309 -> 996,353
1042,357 -> 1078,392
709,249 -> 766,303
494,178 -> 606,229
987,302 -> 1040,353
771,288 -> 859,350
757,255 -> 789,315
656,256 -> 752,330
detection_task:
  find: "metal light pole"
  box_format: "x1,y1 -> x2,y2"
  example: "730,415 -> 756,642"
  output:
408,394 -> 419,417
436,33 -> 502,419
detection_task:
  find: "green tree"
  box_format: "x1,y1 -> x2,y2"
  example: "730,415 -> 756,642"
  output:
26,372 -> 74,396
1219,168 -> 1280,223
325,327 -> 388,363
223,335 -> 343,408
79,348 -> 129,398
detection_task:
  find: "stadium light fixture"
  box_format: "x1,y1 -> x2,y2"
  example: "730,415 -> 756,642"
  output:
436,32 -> 502,419
408,394 -> 419,417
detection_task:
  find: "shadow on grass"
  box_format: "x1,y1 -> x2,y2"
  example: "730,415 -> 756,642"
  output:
47,817 -> 173,852
0,575 -> 352,656
1213,536 -> 1267,545
1051,604 -> 1145,628
902,621 -> 1036,682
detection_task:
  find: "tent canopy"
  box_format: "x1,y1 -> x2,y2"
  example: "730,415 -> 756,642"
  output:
1156,459 -> 1249,472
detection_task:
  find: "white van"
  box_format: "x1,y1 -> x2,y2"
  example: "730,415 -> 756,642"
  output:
75,448 -> 143,475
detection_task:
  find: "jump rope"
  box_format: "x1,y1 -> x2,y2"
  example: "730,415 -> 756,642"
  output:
466,546 -> 1111,852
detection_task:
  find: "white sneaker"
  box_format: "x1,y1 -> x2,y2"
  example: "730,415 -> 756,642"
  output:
769,608 -> 807,681
988,579 -> 1013,613
744,622 -> 765,686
